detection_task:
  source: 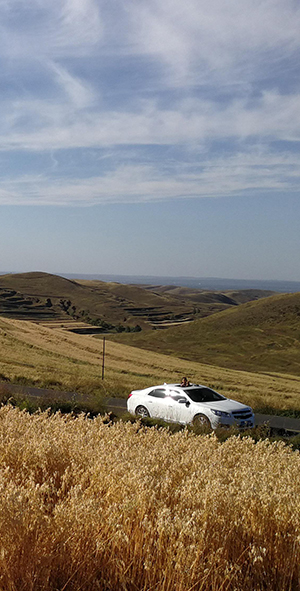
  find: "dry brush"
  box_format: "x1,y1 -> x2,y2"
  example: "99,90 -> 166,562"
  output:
0,406 -> 299,590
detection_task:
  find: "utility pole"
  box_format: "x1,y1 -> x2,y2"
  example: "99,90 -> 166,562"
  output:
102,337 -> 106,380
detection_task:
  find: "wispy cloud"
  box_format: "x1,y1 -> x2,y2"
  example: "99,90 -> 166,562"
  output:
1,149 -> 299,206
0,0 -> 300,205
123,0 -> 300,86
0,0 -> 102,58
46,60 -> 95,109
1,92 -> 300,152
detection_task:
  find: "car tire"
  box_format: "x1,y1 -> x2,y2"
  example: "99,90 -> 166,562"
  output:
193,414 -> 211,429
135,405 -> 150,419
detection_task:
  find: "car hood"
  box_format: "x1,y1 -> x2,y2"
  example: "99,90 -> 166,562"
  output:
195,399 -> 252,413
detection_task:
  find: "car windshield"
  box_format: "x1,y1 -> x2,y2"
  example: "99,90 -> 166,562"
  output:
184,387 -> 225,403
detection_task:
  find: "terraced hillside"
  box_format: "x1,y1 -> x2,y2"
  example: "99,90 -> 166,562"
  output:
110,292 -> 300,376
0,271 -> 281,339
76,278 -> 196,327
0,287 -> 65,322
0,272 -> 275,333
0,272 -> 196,331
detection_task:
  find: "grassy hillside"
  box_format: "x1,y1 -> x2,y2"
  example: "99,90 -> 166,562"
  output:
0,271 -> 82,297
0,272 -> 275,332
110,292 -> 300,376
0,316 -> 300,413
75,278 -> 246,324
0,272 -> 195,330
76,278 -> 195,327
142,284 -> 275,305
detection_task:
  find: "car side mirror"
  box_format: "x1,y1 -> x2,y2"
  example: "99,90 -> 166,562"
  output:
178,398 -> 190,406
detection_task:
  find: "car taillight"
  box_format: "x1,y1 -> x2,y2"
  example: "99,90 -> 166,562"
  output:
128,392 -> 133,398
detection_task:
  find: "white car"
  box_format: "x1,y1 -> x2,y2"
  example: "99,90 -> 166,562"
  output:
127,383 -> 254,429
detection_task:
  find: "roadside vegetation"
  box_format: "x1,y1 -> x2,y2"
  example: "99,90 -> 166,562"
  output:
1,317 -> 300,415
0,383 -> 105,417
0,406 -> 298,591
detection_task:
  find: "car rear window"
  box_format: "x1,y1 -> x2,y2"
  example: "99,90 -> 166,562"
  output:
148,389 -> 166,398
184,388 -> 225,402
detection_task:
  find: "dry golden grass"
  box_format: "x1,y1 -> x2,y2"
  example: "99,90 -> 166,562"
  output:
113,291 -> 300,376
0,317 -> 300,411
0,406 -> 299,591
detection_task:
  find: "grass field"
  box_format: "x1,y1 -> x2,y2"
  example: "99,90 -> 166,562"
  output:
1,316 -> 300,413
0,406 -> 298,591
111,291 -> 300,376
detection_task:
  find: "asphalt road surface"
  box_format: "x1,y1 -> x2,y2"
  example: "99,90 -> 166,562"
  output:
107,398 -> 300,434
1,382 -> 300,434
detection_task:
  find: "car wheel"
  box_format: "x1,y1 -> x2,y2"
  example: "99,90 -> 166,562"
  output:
135,405 -> 150,419
193,414 -> 211,429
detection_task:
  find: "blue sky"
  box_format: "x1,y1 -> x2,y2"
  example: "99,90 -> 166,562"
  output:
1,0 -> 300,280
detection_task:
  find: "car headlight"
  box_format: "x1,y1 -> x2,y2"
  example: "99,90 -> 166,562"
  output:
210,409 -> 231,417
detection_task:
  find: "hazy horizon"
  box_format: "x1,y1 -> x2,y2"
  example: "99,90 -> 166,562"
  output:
1,270 -> 300,294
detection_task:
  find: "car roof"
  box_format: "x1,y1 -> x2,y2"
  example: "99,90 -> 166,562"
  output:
159,383 -> 205,389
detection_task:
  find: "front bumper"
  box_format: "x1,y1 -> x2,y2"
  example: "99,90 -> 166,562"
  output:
211,414 -> 255,429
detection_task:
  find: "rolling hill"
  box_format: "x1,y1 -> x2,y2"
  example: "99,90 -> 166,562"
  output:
0,272 -> 275,333
110,292 -> 300,376
141,284 -> 275,305
0,272 -> 196,331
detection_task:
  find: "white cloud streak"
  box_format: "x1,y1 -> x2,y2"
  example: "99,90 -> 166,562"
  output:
0,0 -> 300,205
124,0 -> 300,85
0,0 -> 102,58
0,150 -> 299,206
46,61 -> 95,109
1,92 -> 300,152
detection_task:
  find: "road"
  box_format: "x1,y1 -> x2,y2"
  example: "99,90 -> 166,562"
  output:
107,398 -> 300,434
1,382 -> 300,434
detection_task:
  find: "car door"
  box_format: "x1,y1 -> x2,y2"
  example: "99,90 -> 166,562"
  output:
166,390 -> 192,424
147,388 -> 169,419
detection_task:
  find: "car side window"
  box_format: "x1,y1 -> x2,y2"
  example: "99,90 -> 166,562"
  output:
148,389 -> 166,398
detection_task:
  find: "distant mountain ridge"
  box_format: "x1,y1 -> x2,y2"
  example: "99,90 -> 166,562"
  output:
1,272 -> 299,292
63,273 -> 300,293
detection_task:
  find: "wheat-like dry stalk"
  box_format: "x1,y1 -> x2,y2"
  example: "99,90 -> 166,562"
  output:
0,406 -> 298,590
